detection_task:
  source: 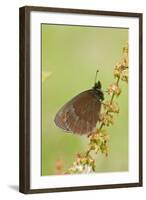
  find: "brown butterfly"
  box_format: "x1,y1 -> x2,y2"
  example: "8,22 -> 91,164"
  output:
54,70 -> 104,135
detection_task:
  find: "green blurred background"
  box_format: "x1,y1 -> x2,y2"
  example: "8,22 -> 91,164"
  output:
41,24 -> 128,176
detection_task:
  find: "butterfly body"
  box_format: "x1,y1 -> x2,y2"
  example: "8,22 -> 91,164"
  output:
54,80 -> 104,135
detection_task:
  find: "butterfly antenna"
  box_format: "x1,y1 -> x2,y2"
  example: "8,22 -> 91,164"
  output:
94,70 -> 99,85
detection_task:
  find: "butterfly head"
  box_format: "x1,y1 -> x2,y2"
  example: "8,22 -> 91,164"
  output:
94,80 -> 101,90
93,81 -> 104,101
92,70 -> 104,101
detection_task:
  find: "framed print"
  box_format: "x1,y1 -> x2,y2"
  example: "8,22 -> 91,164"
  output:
19,6 -> 143,194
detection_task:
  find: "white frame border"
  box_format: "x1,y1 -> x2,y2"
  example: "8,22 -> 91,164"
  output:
30,11 -> 140,189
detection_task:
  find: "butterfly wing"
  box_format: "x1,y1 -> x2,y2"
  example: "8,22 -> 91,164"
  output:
54,90 -> 101,135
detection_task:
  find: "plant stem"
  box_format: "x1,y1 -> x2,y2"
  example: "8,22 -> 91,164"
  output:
86,76 -> 121,157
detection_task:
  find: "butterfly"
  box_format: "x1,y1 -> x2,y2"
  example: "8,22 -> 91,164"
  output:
54,70 -> 104,135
